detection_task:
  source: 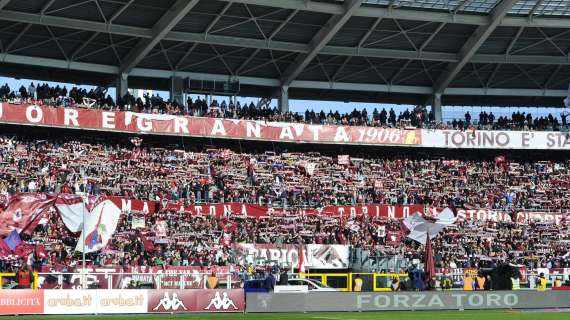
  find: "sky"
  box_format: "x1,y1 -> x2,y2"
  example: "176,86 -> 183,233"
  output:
2,76 -> 568,123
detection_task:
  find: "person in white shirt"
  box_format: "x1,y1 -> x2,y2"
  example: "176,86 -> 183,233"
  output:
28,180 -> 37,192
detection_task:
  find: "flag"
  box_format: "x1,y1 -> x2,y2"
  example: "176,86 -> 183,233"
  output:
14,242 -> 34,258
338,155 -> 350,165
0,193 -> 55,236
4,229 -> 21,251
54,194 -> 88,233
131,216 -> 145,229
0,240 -> 10,257
142,236 -> 155,253
75,200 -> 121,253
298,241 -> 305,273
402,208 -> 456,245
35,244 -> 48,259
386,231 -> 401,245
305,163 -> 317,176
424,232 -> 435,281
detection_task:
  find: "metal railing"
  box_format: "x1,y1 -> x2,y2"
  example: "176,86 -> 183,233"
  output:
35,272 -> 237,290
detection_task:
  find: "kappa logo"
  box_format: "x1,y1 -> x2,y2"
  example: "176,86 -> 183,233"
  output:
204,292 -> 238,310
153,292 -> 188,311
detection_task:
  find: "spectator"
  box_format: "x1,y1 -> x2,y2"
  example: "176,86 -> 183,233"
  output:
484,275 -> 493,291
278,269 -> 288,286
17,264 -> 32,289
476,272 -> 486,290
264,272 -> 275,291
536,273 -> 547,291
462,273 -> 474,291
207,272 -> 218,289
390,277 -> 400,291
510,275 -> 520,290
353,274 -> 363,292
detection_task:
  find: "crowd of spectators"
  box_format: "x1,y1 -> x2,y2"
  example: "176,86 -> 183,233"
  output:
4,82 -> 569,131
0,82 -> 447,130
1,82 -> 436,128
450,111 -> 568,131
0,135 -> 568,274
2,136 -> 570,210
2,202 -> 569,276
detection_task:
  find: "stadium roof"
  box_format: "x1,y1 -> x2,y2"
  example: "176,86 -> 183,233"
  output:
0,0 -> 569,106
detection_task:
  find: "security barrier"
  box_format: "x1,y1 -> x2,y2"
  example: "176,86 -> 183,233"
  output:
36,272 -> 235,290
299,273 -> 349,291
299,272 -> 408,292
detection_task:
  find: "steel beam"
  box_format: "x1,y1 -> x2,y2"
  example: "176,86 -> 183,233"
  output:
432,0 -> 518,95
0,10 -> 569,66
119,0 -> 199,74
1,53 -> 567,97
280,0 -> 364,87
216,0 -> 570,29
0,0 -> 10,11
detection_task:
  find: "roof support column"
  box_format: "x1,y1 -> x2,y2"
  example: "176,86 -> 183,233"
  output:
431,93 -> 442,122
278,86 -> 289,113
116,73 -> 128,103
169,76 -> 184,106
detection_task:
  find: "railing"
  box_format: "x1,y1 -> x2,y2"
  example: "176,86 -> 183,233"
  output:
298,272 -> 409,292
35,272 -> 237,290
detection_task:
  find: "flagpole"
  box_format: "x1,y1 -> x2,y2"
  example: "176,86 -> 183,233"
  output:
82,196 -> 86,289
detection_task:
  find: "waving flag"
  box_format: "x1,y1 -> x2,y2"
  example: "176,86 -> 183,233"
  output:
402,208 -> 456,244
4,229 -> 21,251
298,240 -> 305,273
54,194 -> 88,233
0,193 -> 55,236
424,232 -> 435,281
75,200 -> 121,253
0,240 -> 11,257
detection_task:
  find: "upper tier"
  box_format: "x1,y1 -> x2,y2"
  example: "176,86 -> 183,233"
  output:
1,103 -> 569,150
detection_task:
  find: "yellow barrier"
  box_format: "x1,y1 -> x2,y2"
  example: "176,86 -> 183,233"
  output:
299,272 -> 408,292
299,273 -> 350,291
0,272 -> 39,289
373,273 -> 408,292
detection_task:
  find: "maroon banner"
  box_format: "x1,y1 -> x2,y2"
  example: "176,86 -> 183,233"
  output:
108,197 -> 423,219
148,289 -> 244,313
0,103 -> 421,146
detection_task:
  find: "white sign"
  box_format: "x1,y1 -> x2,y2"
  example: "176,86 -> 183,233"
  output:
44,290 -> 148,314
422,130 -> 570,150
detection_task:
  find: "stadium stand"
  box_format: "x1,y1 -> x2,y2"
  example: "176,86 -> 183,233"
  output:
0,135 -> 568,277
1,0 -> 570,316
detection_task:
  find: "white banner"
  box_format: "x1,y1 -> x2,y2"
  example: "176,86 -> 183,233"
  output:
44,290 -> 147,314
233,244 -> 350,269
338,155 -> 350,165
422,130 -> 570,150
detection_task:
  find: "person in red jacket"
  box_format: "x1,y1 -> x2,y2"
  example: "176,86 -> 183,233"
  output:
17,264 -> 32,289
